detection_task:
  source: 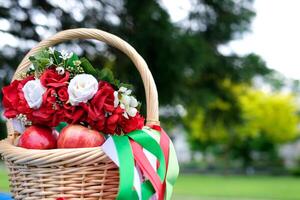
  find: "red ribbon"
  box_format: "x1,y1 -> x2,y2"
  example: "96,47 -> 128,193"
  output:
130,140 -> 164,199
151,125 -> 170,200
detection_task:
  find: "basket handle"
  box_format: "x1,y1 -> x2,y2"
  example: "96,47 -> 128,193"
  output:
7,28 -> 159,140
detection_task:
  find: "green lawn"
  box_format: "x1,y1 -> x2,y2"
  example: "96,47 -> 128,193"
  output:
174,174 -> 300,200
1,170 -> 300,200
0,168 -> 9,192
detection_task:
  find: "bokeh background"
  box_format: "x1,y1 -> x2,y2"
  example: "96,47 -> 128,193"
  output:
1,0 -> 300,199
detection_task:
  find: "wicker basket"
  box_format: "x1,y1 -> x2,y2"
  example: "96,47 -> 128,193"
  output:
0,28 -> 160,200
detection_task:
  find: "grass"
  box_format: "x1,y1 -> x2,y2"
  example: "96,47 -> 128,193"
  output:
1,169 -> 300,200
174,174 -> 300,200
0,168 -> 9,192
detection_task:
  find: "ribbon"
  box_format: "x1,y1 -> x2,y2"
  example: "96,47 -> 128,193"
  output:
103,127 -> 179,200
130,140 -> 163,199
112,136 -> 139,199
145,126 -> 179,200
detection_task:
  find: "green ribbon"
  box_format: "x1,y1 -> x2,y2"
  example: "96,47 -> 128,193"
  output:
128,130 -> 166,182
112,135 -> 138,200
112,128 -> 179,200
141,180 -> 155,200
165,139 -> 179,200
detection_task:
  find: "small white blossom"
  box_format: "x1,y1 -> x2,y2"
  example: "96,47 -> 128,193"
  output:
13,114 -> 32,133
59,50 -> 73,60
12,118 -> 26,134
48,57 -> 54,66
56,66 -> 65,75
73,60 -> 81,66
129,96 -> 138,107
48,47 -> 55,54
114,91 -> 119,108
29,64 -> 35,71
114,87 -> 139,118
119,86 -> 132,95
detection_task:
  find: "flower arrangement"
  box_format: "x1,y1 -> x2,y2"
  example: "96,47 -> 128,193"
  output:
3,47 -> 144,137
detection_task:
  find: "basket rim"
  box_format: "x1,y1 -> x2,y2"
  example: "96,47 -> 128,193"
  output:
0,139 -> 102,153
0,139 -> 112,167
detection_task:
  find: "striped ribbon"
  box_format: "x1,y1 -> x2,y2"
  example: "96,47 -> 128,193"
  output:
103,126 -> 179,200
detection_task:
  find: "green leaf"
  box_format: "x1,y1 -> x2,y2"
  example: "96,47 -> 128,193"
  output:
55,122 -> 68,133
114,79 -> 121,87
29,51 -> 51,73
119,82 -> 134,90
136,102 -> 142,111
97,68 -> 115,84
52,50 -> 62,65
80,57 -> 97,76
67,53 -> 79,68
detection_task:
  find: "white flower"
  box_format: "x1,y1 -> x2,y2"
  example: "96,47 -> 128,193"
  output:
68,74 -> 98,106
48,57 -> 54,65
12,118 -> 26,134
56,66 -> 65,75
22,79 -> 46,109
73,60 -> 81,66
114,91 -> 119,108
59,50 -> 73,60
114,87 -> 139,118
48,47 -> 55,54
119,86 -> 132,95
122,96 -> 138,118
29,64 -> 35,71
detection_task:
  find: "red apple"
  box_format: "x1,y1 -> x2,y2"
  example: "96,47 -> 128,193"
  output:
18,125 -> 57,149
57,125 -> 105,148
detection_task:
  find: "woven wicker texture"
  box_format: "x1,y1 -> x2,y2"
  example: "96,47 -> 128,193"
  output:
0,28 -> 160,200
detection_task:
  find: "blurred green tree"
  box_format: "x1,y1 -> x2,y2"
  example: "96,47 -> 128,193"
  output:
185,81 -> 300,168
0,0 -> 269,103
0,0 -> 271,149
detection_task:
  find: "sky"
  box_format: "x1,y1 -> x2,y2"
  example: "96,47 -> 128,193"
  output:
161,0 -> 300,80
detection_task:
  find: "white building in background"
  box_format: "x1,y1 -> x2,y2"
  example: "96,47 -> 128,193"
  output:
171,126 -> 192,163
279,140 -> 300,169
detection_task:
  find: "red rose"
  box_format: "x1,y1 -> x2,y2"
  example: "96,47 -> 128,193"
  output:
64,103 -> 87,124
2,76 -> 34,118
85,81 -> 116,131
57,87 -> 69,102
83,102 -> 106,131
104,107 -> 124,134
91,81 -> 115,113
119,113 -> 145,134
31,88 -> 64,127
40,68 -> 70,88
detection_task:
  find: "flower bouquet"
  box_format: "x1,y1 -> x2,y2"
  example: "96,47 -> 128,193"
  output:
0,28 -> 179,200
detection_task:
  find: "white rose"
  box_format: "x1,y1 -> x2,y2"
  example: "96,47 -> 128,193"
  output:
22,79 -> 46,109
68,74 -> 98,106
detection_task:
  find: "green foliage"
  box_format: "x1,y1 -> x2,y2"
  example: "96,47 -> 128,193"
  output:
185,81 -> 300,167
66,53 -> 79,68
97,67 -> 115,85
186,82 -> 299,144
80,57 -> 97,76
237,89 -> 299,143
29,50 -> 51,74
